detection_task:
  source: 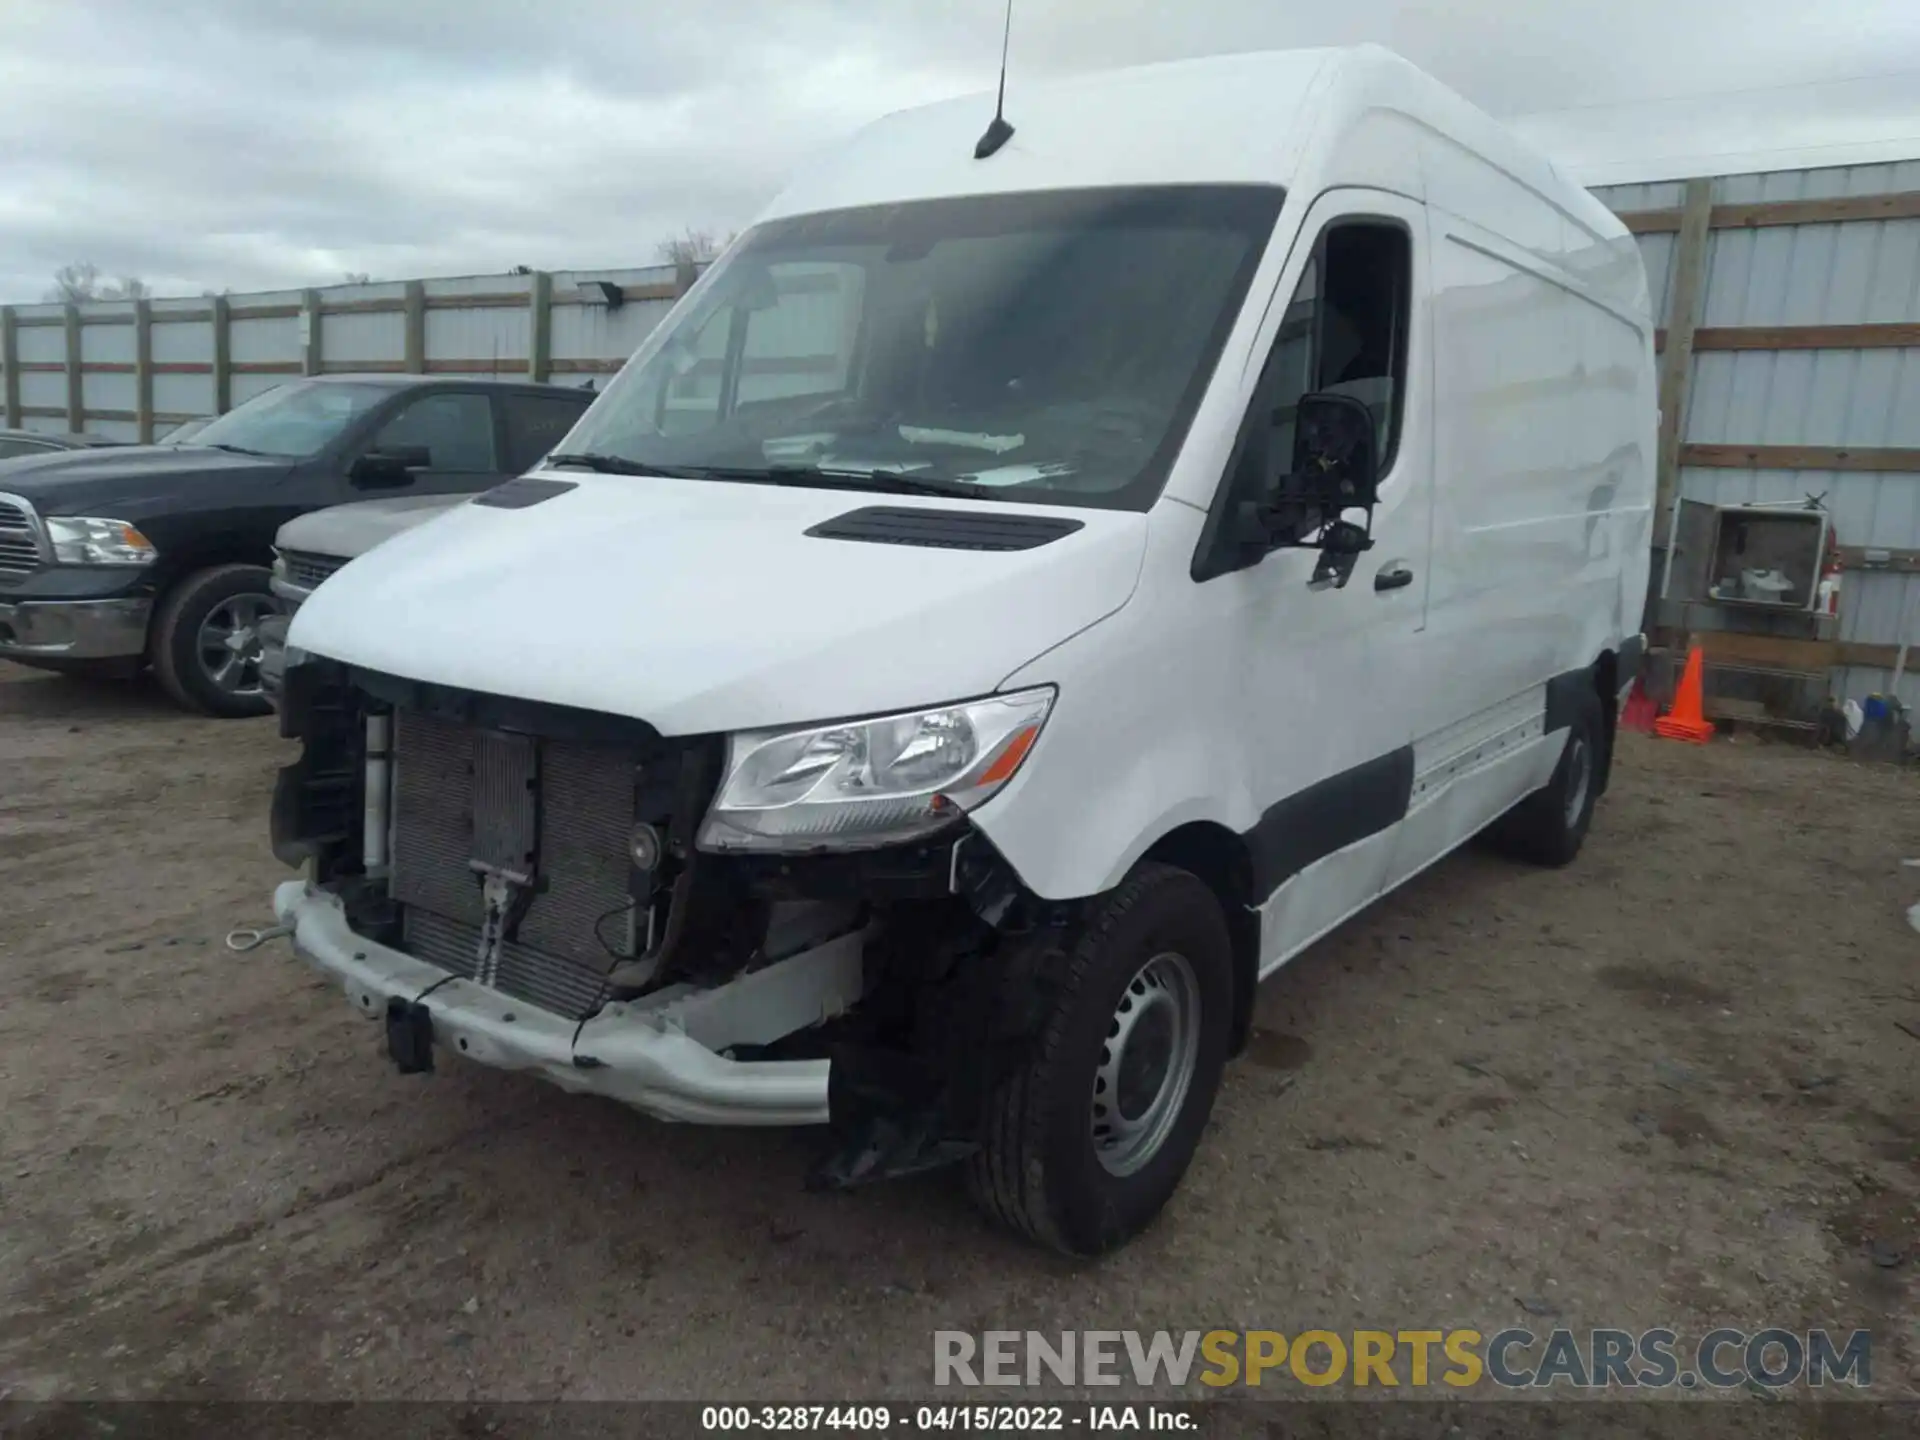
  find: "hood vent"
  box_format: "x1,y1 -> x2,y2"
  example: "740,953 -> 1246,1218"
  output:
474,477 -> 578,509
805,506 -> 1082,552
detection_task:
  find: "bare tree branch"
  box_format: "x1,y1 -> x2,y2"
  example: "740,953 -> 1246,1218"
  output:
44,262 -> 150,302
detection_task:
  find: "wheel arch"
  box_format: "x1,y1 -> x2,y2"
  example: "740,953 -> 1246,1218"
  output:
1140,820 -> 1261,1057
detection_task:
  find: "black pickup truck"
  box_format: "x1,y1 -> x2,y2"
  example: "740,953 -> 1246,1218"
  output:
0,375 -> 592,716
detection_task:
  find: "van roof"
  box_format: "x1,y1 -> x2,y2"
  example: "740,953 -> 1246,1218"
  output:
762,44 -> 1623,244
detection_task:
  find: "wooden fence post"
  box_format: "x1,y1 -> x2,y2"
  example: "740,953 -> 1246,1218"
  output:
0,307 -> 18,429
210,295 -> 231,413
301,289 -> 323,376
403,281 -> 426,374
528,272 -> 552,384
1655,177 -> 1714,550
134,299 -> 154,442
64,304 -> 84,432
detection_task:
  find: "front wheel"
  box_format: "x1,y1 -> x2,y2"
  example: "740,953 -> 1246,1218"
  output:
149,564 -> 277,718
964,862 -> 1233,1255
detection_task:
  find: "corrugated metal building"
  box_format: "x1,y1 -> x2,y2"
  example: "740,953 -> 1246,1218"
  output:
1592,161 -> 1920,710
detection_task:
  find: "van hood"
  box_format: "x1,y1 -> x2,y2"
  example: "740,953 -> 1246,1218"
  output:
288,472 -> 1146,734
275,493 -> 464,560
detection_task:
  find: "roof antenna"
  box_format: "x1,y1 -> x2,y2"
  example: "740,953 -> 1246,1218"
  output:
973,0 -> 1016,159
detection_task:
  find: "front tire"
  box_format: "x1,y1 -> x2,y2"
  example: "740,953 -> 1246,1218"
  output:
965,862 -> 1233,1256
150,564 -> 276,718
1486,680 -> 1604,867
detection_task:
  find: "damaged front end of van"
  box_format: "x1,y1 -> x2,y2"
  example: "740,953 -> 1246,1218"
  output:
265,654 -> 1080,1184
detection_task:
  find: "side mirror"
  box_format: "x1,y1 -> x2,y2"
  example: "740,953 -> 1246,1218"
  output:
350,444 -> 431,487
1227,391 -> 1383,581
1288,391 -> 1381,511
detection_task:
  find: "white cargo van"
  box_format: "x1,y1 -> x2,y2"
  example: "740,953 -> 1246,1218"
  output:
254,45 -> 1653,1254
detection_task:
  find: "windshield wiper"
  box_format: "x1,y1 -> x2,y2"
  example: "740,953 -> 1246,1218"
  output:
206,442 -> 271,457
546,453 -> 983,497
545,451 -> 710,478
692,464 -> 981,498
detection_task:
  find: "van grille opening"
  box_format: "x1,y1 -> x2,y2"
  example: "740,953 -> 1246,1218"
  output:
389,710 -> 647,1021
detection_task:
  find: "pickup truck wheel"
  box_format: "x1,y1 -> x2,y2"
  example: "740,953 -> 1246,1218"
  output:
150,564 -> 276,718
1485,681 -> 1603,867
964,862 -> 1232,1256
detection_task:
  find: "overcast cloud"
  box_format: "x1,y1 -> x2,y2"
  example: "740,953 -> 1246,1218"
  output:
3,0 -> 1918,301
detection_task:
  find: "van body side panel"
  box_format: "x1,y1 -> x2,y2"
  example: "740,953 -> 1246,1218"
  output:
1372,139 -> 1653,893
1423,227 -> 1631,705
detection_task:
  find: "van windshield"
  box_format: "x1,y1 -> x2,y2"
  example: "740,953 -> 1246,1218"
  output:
557,185 -> 1283,511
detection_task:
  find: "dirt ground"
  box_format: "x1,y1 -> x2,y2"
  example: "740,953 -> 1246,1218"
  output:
2,658 -> 1918,1409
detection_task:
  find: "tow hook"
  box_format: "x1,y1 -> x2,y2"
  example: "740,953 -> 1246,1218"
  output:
225,924 -> 293,953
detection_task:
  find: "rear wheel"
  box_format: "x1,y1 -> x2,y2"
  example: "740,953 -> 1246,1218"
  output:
1486,680 -> 1604,867
150,564 -> 276,718
964,862 -> 1233,1255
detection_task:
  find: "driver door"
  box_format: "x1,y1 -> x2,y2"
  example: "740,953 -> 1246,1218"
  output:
1208,189 -> 1433,970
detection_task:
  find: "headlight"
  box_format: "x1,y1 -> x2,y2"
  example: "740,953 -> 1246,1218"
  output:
45,516 -> 156,566
697,687 -> 1055,853
270,548 -> 288,582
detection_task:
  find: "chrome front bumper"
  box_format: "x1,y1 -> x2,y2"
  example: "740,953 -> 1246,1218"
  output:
257,613 -> 299,704
0,596 -> 151,661
269,881 -> 833,1126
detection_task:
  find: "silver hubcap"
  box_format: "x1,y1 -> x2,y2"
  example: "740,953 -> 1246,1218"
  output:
1091,951 -> 1202,1177
1564,735 -> 1592,827
196,593 -> 274,697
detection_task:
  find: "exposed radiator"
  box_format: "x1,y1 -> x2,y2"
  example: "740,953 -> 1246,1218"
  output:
402,909 -> 612,1022
390,710 -> 641,1021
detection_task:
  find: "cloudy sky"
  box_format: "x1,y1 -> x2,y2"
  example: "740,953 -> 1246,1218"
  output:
4,0 -> 1918,302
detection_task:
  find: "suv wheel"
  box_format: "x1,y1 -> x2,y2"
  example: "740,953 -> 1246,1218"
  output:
150,564 -> 277,718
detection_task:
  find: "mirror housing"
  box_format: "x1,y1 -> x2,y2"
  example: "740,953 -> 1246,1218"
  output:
1227,391 -> 1383,580
351,445 -> 430,487
1286,391 -> 1381,511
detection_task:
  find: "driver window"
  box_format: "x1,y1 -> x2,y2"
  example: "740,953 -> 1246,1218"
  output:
1229,221 -> 1410,505
369,391 -> 496,471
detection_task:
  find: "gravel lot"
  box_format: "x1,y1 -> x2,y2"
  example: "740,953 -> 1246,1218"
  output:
2,659 -> 1917,1409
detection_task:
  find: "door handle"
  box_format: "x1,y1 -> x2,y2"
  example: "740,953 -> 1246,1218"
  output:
1374,563 -> 1415,593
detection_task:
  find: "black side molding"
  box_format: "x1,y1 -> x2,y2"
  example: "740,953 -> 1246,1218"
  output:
1544,667 -> 1595,734
1244,747 -> 1414,900
474,476 -> 579,509
805,506 -> 1083,552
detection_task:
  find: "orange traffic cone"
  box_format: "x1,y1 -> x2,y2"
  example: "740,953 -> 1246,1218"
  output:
1653,646 -> 1715,743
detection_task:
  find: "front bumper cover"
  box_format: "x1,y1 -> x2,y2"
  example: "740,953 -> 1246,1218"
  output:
270,880 -> 831,1126
0,596 -> 150,661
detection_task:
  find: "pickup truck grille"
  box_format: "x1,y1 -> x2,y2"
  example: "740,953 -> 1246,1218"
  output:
390,710 -> 641,1022
279,549 -> 347,592
0,497 -> 43,581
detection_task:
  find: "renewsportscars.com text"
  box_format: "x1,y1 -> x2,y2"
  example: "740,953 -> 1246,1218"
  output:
933,1328 -> 1873,1391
